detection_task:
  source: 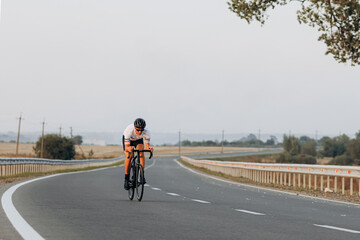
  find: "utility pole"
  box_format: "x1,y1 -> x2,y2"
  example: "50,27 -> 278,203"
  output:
59,125 -> 62,137
16,113 -> 23,157
178,130 -> 181,157
41,121 -> 45,158
315,129 -> 318,145
221,130 -> 224,154
70,127 -> 73,138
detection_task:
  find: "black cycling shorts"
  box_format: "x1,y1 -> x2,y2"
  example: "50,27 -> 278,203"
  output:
122,135 -> 144,151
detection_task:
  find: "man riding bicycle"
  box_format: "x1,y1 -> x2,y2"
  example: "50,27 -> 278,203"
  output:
123,118 -> 153,190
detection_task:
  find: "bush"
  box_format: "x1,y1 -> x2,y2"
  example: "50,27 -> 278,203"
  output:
276,153 -> 316,164
329,155 -> 354,165
293,154 -> 317,164
33,134 -> 76,160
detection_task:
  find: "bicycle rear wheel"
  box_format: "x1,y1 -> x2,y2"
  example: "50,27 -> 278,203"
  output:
128,165 -> 135,200
136,164 -> 144,201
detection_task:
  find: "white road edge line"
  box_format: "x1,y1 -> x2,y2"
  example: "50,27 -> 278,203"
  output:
314,224 -> 360,234
235,209 -> 265,216
1,165 -> 120,240
151,188 -> 162,191
191,199 -> 211,204
174,159 -> 360,207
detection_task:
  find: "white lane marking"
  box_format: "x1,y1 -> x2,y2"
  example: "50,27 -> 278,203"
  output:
151,188 -> 161,191
1,166 -> 119,240
174,159 -> 360,207
145,158 -> 157,170
235,209 -> 266,216
314,224 -> 360,234
167,193 -> 180,196
191,199 -> 211,204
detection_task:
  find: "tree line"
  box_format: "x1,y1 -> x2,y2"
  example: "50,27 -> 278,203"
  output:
280,131 -> 360,165
177,134 -> 278,147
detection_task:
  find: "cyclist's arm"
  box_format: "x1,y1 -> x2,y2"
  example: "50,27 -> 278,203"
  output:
143,130 -> 153,151
123,135 -> 133,153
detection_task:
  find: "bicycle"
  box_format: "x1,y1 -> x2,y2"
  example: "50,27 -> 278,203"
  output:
127,149 -> 153,201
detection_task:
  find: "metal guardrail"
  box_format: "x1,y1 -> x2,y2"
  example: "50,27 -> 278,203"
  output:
155,147 -> 283,156
0,157 -> 124,177
181,156 -> 360,196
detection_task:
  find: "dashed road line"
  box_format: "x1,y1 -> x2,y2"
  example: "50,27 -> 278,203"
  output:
167,193 -> 180,196
191,199 -> 211,204
151,187 -> 162,191
235,209 -> 266,216
314,224 -> 360,234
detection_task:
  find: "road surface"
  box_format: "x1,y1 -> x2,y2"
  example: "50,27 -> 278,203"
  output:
3,156 -> 360,240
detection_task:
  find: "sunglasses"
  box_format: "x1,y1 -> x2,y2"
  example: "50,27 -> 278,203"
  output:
135,128 -> 144,132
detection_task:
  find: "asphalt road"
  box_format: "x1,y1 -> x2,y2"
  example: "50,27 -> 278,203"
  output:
6,156 -> 360,240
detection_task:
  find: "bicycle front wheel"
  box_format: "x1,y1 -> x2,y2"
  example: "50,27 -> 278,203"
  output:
128,165 -> 135,200
136,164 -> 144,201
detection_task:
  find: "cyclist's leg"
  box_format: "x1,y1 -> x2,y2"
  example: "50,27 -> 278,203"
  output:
123,136 -> 134,180
135,143 -> 144,168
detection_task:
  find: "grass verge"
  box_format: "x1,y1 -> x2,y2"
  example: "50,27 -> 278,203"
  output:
199,153 -> 280,163
178,159 -> 360,204
0,160 -> 124,185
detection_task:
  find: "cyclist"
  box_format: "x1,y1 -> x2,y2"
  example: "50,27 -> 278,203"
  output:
123,118 -> 153,190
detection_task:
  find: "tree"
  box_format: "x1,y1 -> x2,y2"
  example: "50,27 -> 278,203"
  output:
282,135 -> 301,155
228,0 -> 360,65
33,134 -> 76,160
347,132 -> 360,163
321,134 -> 349,157
301,140 -> 317,156
72,135 -> 83,145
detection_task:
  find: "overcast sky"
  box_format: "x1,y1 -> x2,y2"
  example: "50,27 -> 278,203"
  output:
0,0 -> 359,138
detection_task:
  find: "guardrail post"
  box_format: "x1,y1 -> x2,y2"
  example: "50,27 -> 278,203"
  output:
309,174 -> 311,189
342,177 -> 345,195
314,175 -> 317,190
280,173 -> 283,185
334,176 -> 337,193
298,174 -> 300,188
293,174 -> 296,187
287,173 -> 290,186
321,176 -> 324,191
350,178 -> 353,195
303,174 -> 306,188
327,176 -> 330,189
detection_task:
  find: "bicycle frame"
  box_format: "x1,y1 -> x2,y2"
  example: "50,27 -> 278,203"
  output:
127,149 -> 152,201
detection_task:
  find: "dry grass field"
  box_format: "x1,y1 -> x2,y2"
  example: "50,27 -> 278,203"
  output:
0,142 -> 254,159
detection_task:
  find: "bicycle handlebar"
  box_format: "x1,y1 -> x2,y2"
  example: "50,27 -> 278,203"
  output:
128,149 -> 153,159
